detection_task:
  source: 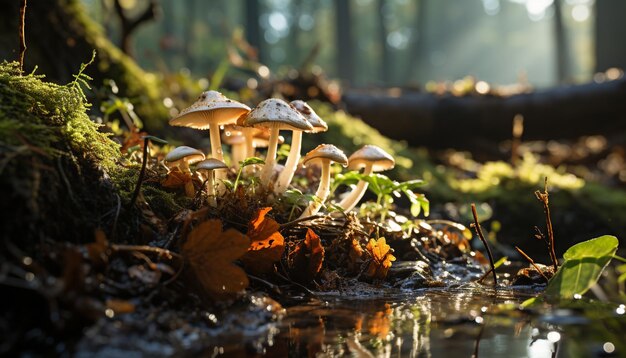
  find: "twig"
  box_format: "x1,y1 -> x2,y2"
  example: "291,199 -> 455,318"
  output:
534,177 -> 558,271
128,137 -> 150,209
471,203 -> 498,287
279,214 -> 326,229
111,193 -> 121,241
515,246 -> 549,282
18,0 -> 27,73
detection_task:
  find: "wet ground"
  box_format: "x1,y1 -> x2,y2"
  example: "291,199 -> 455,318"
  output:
72,283 -> 626,357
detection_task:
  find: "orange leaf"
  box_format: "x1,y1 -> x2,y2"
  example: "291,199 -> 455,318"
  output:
289,229 -> 325,284
182,219 -> 250,298
367,303 -> 393,338
242,207 -> 285,274
365,237 -> 396,280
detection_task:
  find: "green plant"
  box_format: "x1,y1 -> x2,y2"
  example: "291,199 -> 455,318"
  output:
334,172 -> 429,222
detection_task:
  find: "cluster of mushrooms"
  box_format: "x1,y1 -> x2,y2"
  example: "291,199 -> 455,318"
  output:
164,90 -> 395,219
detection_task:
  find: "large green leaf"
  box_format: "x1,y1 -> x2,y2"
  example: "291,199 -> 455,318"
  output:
544,235 -> 619,299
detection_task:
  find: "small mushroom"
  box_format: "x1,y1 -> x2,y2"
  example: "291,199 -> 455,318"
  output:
338,145 -> 395,212
196,158 -> 228,207
298,144 -> 348,219
169,91 -> 250,184
240,98 -> 312,187
222,126 -> 247,168
274,100 -> 328,195
164,146 -> 206,197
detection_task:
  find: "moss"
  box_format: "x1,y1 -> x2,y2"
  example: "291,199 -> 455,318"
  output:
0,61 -> 121,246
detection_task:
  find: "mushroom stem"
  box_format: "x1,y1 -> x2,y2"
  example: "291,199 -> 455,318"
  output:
299,162 -> 331,218
338,164 -> 374,212
179,159 -> 191,174
259,127 -> 280,186
208,122 -> 227,193
205,172 -> 217,207
231,142 -> 247,169
274,130 -> 303,194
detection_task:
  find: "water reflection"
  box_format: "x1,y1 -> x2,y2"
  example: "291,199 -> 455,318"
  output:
226,287 -> 626,357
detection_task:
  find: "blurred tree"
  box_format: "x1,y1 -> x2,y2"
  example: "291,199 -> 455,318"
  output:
595,0 -> 626,72
245,0 -> 264,63
553,0 -> 568,83
406,0 -> 427,82
112,0 -> 159,57
335,0 -> 354,84
376,0 -> 391,83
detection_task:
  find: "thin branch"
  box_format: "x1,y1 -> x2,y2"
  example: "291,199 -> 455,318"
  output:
471,203 -> 498,287
515,246 -> 549,282
128,137 -> 150,209
18,0 -> 27,73
535,177 -> 558,271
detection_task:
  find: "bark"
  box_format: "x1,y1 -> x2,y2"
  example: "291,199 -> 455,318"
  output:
0,0 -> 168,127
342,78 -> 626,149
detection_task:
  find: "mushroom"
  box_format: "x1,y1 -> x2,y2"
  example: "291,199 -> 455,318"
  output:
338,145 -> 395,212
169,90 -> 250,184
274,100 -> 328,195
196,158 -> 228,207
164,146 -> 206,197
298,144 -> 348,219
240,98 -> 312,187
222,126 -> 247,168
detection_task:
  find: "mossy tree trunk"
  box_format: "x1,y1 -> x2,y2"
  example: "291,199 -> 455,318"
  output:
0,0 -> 167,127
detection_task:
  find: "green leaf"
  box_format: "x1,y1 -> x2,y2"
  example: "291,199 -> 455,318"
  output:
545,235 -> 619,299
240,157 -> 265,167
562,235 -> 619,260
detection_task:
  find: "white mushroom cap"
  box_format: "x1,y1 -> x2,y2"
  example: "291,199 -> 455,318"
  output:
165,146 -> 206,165
242,98 -> 313,131
347,145 -> 395,172
196,158 -> 229,171
290,100 -> 328,133
169,90 -> 251,129
303,144 -> 348,167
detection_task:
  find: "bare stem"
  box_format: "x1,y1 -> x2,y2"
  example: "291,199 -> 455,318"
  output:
515,246 -> 549,282
128,137 -> 149,208
18,0 -> 27,73
471,203 -> 498,287
534,177 -> 558,271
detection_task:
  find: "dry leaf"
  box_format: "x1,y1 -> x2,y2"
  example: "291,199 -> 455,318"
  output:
162,167 -> 191,188
242,207 -> 285,274
365,237 -> 396,280
289,229 -> 325,284
182,219 -> 250,298
348,238 -> 364,273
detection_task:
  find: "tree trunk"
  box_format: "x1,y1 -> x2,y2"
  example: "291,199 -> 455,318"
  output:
376,0 -> 391,84
335,0 -> 354,85
342,78 -> 626,149
406,0 -> 426,82
0,0 -> 168,128
595,0 -> 626,72
553,0 -> 568,83
245,0 -> 264,63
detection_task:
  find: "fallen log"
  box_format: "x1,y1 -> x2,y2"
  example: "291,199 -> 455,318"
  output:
342,78 -> 626,149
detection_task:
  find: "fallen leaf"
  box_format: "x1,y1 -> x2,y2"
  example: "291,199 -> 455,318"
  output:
162,167 -> 192,189
242,207 -> 285,274
182,219 -> 250,298
365,237 -> 396,280
289,229 -> 325,284
348,238 -> 364,273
